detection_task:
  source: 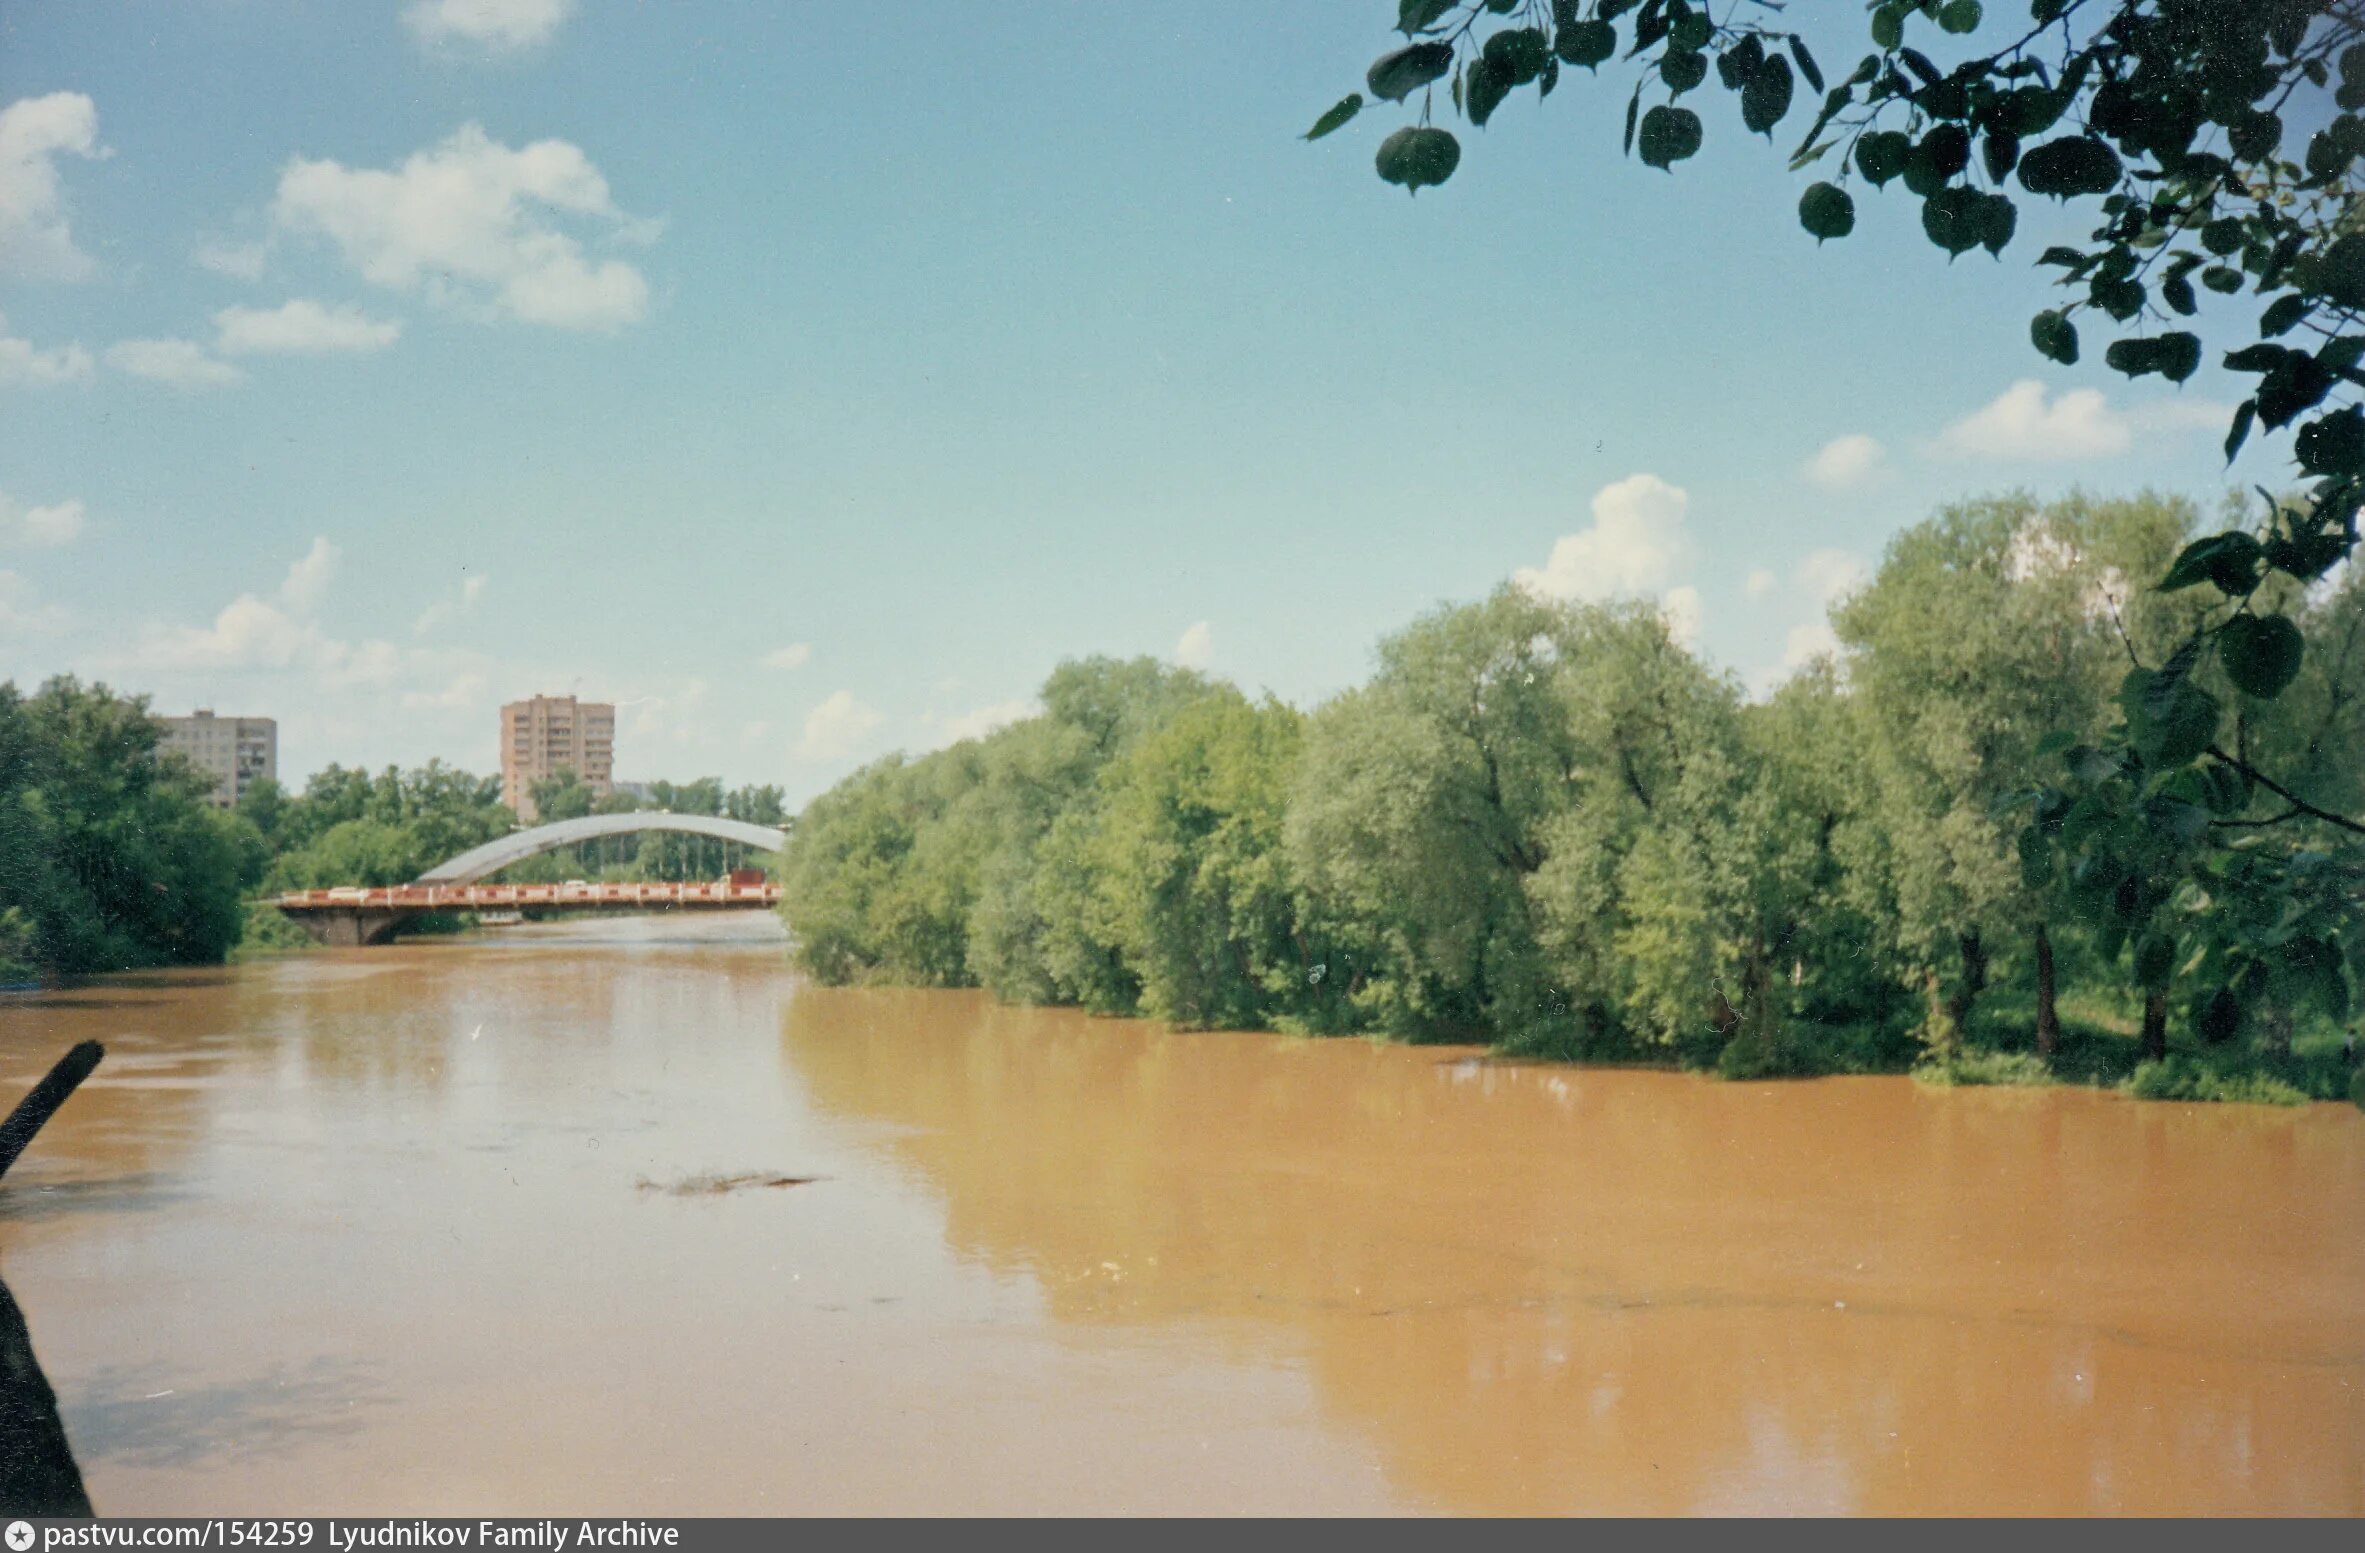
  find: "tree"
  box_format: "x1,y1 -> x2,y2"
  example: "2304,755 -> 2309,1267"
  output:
0,678 -> 265,975
1286,588 -> 1596,1041
1832,491 -> 2194,1053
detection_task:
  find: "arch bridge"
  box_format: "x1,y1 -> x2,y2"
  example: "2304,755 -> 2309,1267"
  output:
274,812 -> 789,946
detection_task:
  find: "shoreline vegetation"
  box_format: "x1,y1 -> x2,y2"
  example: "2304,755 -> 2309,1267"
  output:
777,492 -> 2364,1109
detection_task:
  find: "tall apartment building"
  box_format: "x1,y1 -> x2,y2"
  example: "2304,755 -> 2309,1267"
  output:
157,710 -> 277,808
500,694 -> 615,819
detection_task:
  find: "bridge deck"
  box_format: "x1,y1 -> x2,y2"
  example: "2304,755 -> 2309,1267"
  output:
275,882 -> 781,912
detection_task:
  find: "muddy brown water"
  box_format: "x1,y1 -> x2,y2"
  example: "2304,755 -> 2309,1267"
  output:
1,916 -> 2358,1515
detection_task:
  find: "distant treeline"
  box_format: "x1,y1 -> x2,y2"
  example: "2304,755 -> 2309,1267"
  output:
780,493 -> 2365,1102
0,682 -> 786,977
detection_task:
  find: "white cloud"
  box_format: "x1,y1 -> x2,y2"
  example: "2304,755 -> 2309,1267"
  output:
271,123 -> 652,330
0,92 -> 105,281
1935,381 -> 2238,464
1515,473 -> 1690,602
1780,620 -> 1842,674
1660,585 -> 1702,648
1795,548 -> 1868,608
1933,380 -> 2129,461
0,313 -> 93,386
1744,567 -> 1777,598
0,491 -> 84,548
399,670 -> 488,711
1803,433 -> 1885,490
215,298 -> 402,355
762,642 -> 812,671
413,572 -> 488,634
1174,620 -> 1213,669
930,698 -> 1036,748
0,569 -> 69,637
404,0 -> 576,53
279,537 -> 340,612
795,690 -> 884,763
106,338 -> 244,388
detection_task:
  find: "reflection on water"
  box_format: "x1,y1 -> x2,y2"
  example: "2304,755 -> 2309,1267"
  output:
1,915 -> 2358,1514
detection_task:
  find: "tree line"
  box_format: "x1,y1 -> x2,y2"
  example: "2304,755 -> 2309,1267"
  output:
780,491 -> 2364,1104
0,681 -> 788,976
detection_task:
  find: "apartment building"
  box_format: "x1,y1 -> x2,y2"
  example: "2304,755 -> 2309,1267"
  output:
500,694 -> 616,819
157,710 -> 277,808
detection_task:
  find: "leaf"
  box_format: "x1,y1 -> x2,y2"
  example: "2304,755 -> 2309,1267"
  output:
1636,105 -> 1703,170
1740,55 -> 1794,137
2158,532 -> 2262,595
1304,95 -> 1363,142
2297,406 -> 2365,476
1623,90 -> 1639,155
1921,186 -> 1985,258
1798,182 -> 1854,242
2137,682 -> 2219,769
1484,26 -> 1550,85
2217,614 -> 2304,700
1374,126 -> 1461,192
1938,0 -> 1983,34
1788,36 -> 1823,94
1661,48 -> 1707,95
1558,19 -> 1616,70
2224,400 -> 2256,463
2017,135 -> 2122,198
1398,0 -> 1456,34
1853,130 -> 1910,186
1368,42 -> 1455,103
2030,309 -> 2078,365
1466,57 -> 1513,126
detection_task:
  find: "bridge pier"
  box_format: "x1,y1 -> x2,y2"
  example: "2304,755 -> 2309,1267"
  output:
293,908 -> 408,948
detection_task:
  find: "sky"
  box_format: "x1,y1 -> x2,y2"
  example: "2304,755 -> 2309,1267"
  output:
0,0 -> 2288,804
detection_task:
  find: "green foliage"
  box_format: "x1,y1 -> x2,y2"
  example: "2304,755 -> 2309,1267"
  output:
777,496 -> 2357,1104
1316,7 -> 2364,976
2124,1055 -> 2310,1107
1913,1050 -> 2058,1089
0,677 -> 267,975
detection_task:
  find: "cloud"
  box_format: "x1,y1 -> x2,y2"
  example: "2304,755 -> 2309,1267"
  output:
106,338 -> 244,388
0,569 -> 69,637
1931,380 -> 2229,463
761,642 -> 812,671
930,698 -> 1036,748
1794,547 -> 1869,607
215,298 -> 402,355
0,313 -> 93,386
279,537 -> 340,612
1173,620 -> 1213,669
0,92 -> 105,281
271,123 -> 652,330
1660,585 -> 1702,649
1744,567 -> 1777,598
404,0 -> 576,53
0,491 -> 84,548
1515,473 -> 1690,602
1745,548 -> 1870,696
795,690 -> 884,763
413,572 -> 488,634
1803,433 -> 1885,490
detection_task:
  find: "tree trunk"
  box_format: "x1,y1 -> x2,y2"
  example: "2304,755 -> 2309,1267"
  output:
2033,923 -> 2059,1062
2140,991 -> 2169,1063
1945,930 -> 1989,1036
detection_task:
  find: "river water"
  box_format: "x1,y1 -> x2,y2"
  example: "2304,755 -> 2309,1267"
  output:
1,916 -> 2358,1515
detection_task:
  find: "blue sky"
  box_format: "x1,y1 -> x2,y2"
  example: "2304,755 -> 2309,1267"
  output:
0,0 -> 2278,801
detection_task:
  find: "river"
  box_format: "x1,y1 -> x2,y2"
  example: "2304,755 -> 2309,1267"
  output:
1,916 -> 2358,1515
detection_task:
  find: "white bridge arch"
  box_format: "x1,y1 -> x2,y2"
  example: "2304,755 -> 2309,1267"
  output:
417,812 -> 788,885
